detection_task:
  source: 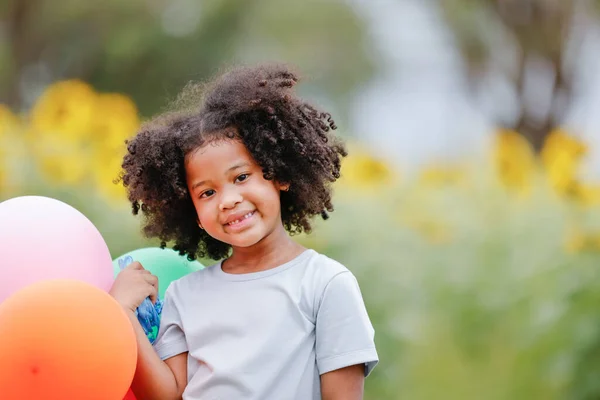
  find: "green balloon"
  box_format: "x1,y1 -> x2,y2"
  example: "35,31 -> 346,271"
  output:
112,247 -> 204,298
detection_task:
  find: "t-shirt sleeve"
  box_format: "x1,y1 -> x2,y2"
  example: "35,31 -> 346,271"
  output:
315,271 -> 379,377
152,285 -> 188,360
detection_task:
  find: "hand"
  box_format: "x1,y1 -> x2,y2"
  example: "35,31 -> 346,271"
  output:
109,261 -> 158,313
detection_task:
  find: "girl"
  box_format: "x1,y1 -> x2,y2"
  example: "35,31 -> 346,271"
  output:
109,64 -> 378,400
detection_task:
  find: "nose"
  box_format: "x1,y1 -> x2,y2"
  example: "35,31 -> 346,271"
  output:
219,186 -> 243,211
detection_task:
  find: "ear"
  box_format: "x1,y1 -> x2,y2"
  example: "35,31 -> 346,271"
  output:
278,182 -> 290,192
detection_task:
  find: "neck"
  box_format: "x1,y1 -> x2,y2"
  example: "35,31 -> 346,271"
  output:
224,224 -> 305,274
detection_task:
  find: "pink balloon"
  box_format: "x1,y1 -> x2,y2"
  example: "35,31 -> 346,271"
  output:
0,196 -> 113,302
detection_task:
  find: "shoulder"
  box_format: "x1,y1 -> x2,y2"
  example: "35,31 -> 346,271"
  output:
303,250 -> 353,283
300,250 -> 360,311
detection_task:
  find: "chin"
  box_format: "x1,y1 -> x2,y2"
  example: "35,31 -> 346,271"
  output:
231,237 -> 263,248
228,232 -> 268,248
219,232 -> 255,246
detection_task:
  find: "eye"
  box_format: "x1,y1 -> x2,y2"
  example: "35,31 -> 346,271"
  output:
200,189 -> 215,199
235,173 -> 249,183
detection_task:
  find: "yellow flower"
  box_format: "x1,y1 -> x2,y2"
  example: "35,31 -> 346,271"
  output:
85,93 -> 139,204
26,81 -> 140,193
399,213 -> 453,245
338,143 -> 397,190
92,93 -> 140,152
33,137 -> 90,185
38,156 -> 88,185
29,80 -> 98,142
564,227 -> 600,253
492,129 -> 536,194
418,164 -> 467,187
90,149 -> 127,204
569,182 -> 600,206
540,129 -> 587,195
565,229 -> 586,253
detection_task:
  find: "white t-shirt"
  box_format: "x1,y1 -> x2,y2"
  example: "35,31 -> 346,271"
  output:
153,249 -> 378,400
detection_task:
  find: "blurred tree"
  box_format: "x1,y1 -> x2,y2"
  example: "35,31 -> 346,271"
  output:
440,0 -> 587,151
1,0 -> 373,119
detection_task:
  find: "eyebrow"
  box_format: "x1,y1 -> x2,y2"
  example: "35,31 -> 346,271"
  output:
191,162 -> 251,190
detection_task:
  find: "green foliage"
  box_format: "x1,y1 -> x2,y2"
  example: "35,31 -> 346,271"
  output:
297,178 -> 600,399
0,0 -> 374,117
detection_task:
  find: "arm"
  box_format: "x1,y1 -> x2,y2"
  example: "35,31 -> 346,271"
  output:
126,310 -> 187,400
321,364 -> 365,400
110,262 -> 188,400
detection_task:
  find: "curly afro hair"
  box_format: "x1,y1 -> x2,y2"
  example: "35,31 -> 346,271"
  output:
120,63 -> 347,260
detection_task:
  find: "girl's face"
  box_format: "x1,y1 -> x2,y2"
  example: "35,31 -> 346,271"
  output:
185,139 -> 288,250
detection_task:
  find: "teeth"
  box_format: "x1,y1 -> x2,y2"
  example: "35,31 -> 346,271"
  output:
228,212 -> 253,225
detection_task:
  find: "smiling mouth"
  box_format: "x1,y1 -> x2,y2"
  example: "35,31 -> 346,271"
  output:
226,211 -> 255,226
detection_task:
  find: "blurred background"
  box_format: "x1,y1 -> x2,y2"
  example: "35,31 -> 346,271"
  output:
3,0 -> 600,398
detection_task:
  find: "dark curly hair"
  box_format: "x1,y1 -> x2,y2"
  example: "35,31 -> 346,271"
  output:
120,63 -> 347,260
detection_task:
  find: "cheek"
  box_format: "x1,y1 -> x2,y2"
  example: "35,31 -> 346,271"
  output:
251,183 -> 282,213
193,201 -> 215,225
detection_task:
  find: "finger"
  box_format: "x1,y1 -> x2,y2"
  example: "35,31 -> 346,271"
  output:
127,261 -> 144,270
143,273 -> 158,288
143,274 -> 159,301
147,283 -> 159,305
148,275 -> 159,304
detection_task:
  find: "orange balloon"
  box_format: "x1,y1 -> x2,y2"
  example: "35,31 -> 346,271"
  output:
0,279 -> 137,400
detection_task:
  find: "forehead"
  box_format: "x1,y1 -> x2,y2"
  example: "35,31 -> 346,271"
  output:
185,139 -> 254,176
